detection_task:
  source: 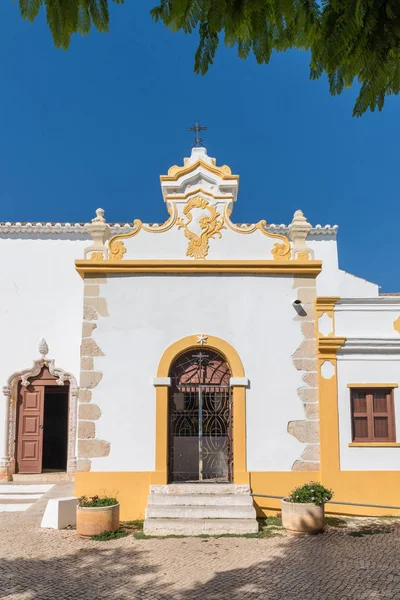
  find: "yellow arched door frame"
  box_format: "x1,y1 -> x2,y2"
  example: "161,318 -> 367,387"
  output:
152,334 -> 249,485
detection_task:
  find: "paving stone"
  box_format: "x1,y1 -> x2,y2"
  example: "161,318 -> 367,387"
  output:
0,511 -> 399,599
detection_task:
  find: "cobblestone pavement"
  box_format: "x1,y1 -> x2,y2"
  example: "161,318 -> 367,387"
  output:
1,513 -> 400,600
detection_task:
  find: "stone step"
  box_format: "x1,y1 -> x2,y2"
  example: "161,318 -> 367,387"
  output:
146,504 -> 257,520
150,484 -> 251,496
148,493 -> 253,506
143,518 -> 259,536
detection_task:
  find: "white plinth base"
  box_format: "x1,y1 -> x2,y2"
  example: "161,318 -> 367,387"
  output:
41,496 -> 78,529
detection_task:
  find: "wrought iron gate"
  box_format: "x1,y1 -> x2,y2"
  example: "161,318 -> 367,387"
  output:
169,350 -> 232,483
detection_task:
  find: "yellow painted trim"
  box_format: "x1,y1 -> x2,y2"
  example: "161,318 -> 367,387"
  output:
347,383 -> 398,388
394,317 -> 400,334
75,470 -> 400,520
348,443 -> 400,447
107,203 -> 179,260
318,337 -> 346,358
222,205 -> 291,260
316,296 -> 343,481
75,259 -> 323,278
315,296 -> 340,311
153,334 -> 248,485
75,472 -> 151,520
160,158 -> 239,182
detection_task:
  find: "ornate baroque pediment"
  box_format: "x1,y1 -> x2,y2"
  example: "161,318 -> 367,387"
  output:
83,147 -> 315,263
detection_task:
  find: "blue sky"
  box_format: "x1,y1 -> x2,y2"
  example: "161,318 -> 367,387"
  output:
0,1 -> 399,291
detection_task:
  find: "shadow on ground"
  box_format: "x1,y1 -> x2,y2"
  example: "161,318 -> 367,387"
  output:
2,522 -> 400,600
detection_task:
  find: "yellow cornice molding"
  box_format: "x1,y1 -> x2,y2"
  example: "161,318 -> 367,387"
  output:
318,336 -> 346,357
160,159 -> 239,182
75,259 -> 323,278
315,297 -> 341,312
347,383 -> 398,389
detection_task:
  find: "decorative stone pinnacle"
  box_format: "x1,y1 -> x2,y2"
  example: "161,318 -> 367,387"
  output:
288,210 -> 314,260
84,207 -> 111,259
38,338 -> 49,358
93,208 -> 106,223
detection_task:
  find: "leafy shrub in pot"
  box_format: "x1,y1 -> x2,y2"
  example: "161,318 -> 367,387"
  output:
77,495 -> 120,537
281,482 -> 333,534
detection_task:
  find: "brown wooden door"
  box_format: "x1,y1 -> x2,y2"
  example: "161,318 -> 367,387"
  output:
16,385 -> 45,474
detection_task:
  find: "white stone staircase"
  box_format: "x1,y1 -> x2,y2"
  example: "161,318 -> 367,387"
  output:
144,484 -> 258,536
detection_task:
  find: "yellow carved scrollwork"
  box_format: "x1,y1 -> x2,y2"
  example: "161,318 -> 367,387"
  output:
177,196 -> 225,259
108,203 -> 178,260
89,252 -> 104,261
106,195 -> 292,262
223,206 -> 291,261
296,252 -> 310,261
108,240 -> 127,260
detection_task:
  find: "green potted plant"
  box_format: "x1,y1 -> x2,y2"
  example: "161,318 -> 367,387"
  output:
77,495 -> 120,538
281,482 -> 333,534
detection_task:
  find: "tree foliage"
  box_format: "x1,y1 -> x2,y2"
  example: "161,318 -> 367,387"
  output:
16,0 -> 123,49
16,0 -> 400,116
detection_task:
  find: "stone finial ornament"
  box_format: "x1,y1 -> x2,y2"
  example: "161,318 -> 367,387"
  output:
288,210 -> 314,260
38,338 -> 49,358
84,208 -> 111,260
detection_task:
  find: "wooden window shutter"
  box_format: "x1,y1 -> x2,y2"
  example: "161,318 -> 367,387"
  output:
351,389 -> 396,442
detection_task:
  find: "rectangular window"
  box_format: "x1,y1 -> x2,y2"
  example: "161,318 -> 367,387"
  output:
351,389 -> 396,442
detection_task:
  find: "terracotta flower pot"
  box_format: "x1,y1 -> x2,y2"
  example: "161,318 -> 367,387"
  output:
281,498 -> 325,534
77,503 -> 120,537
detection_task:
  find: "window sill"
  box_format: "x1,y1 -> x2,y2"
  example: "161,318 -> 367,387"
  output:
348,442 -> 400,447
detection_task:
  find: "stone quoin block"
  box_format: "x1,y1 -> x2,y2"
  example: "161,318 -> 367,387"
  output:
80,338 -> 104,358
79,390 -> 92,404
303,403 -> 320,420
292,277 -> 317,289
298,387 -> 318,403
80,357 -> 94,371
84,297 -> 109,318
82,322 -> 97,338
293,358 -> 318,372
79,372 -> 103,389
78,421 -> 96,439
302,371 -> 318,388
77,459 -> 92,472
288,420 -> 320,444
83,304 -> 98,321
84,284 -> 100,297
78,403 -> 101,421
78,439 -> 110,458
293,339 -> 317,359
301,321 -> 316,340
292,460 -> 320,472
301,444 -> 320,461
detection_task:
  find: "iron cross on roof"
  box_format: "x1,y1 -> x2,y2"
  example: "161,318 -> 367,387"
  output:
188,120 -> 207,148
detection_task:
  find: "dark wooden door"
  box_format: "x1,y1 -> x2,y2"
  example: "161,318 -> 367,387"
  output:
16,384 -> 45,474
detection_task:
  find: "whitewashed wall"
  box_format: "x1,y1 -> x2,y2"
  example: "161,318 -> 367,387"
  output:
336,299 -> 400,338
91,274 -> 306,473
337,359 -> 400,470
336,298 -> 400,470
0,236 -> 85,389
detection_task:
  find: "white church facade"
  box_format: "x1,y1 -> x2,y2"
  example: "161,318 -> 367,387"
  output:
1,146 -> 400,522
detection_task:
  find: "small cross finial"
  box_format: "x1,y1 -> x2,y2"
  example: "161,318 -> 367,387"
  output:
188,120 -> 207,148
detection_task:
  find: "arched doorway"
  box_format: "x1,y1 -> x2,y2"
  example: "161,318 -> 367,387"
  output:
168,349 -> 232,483
15,367 -> 69,474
